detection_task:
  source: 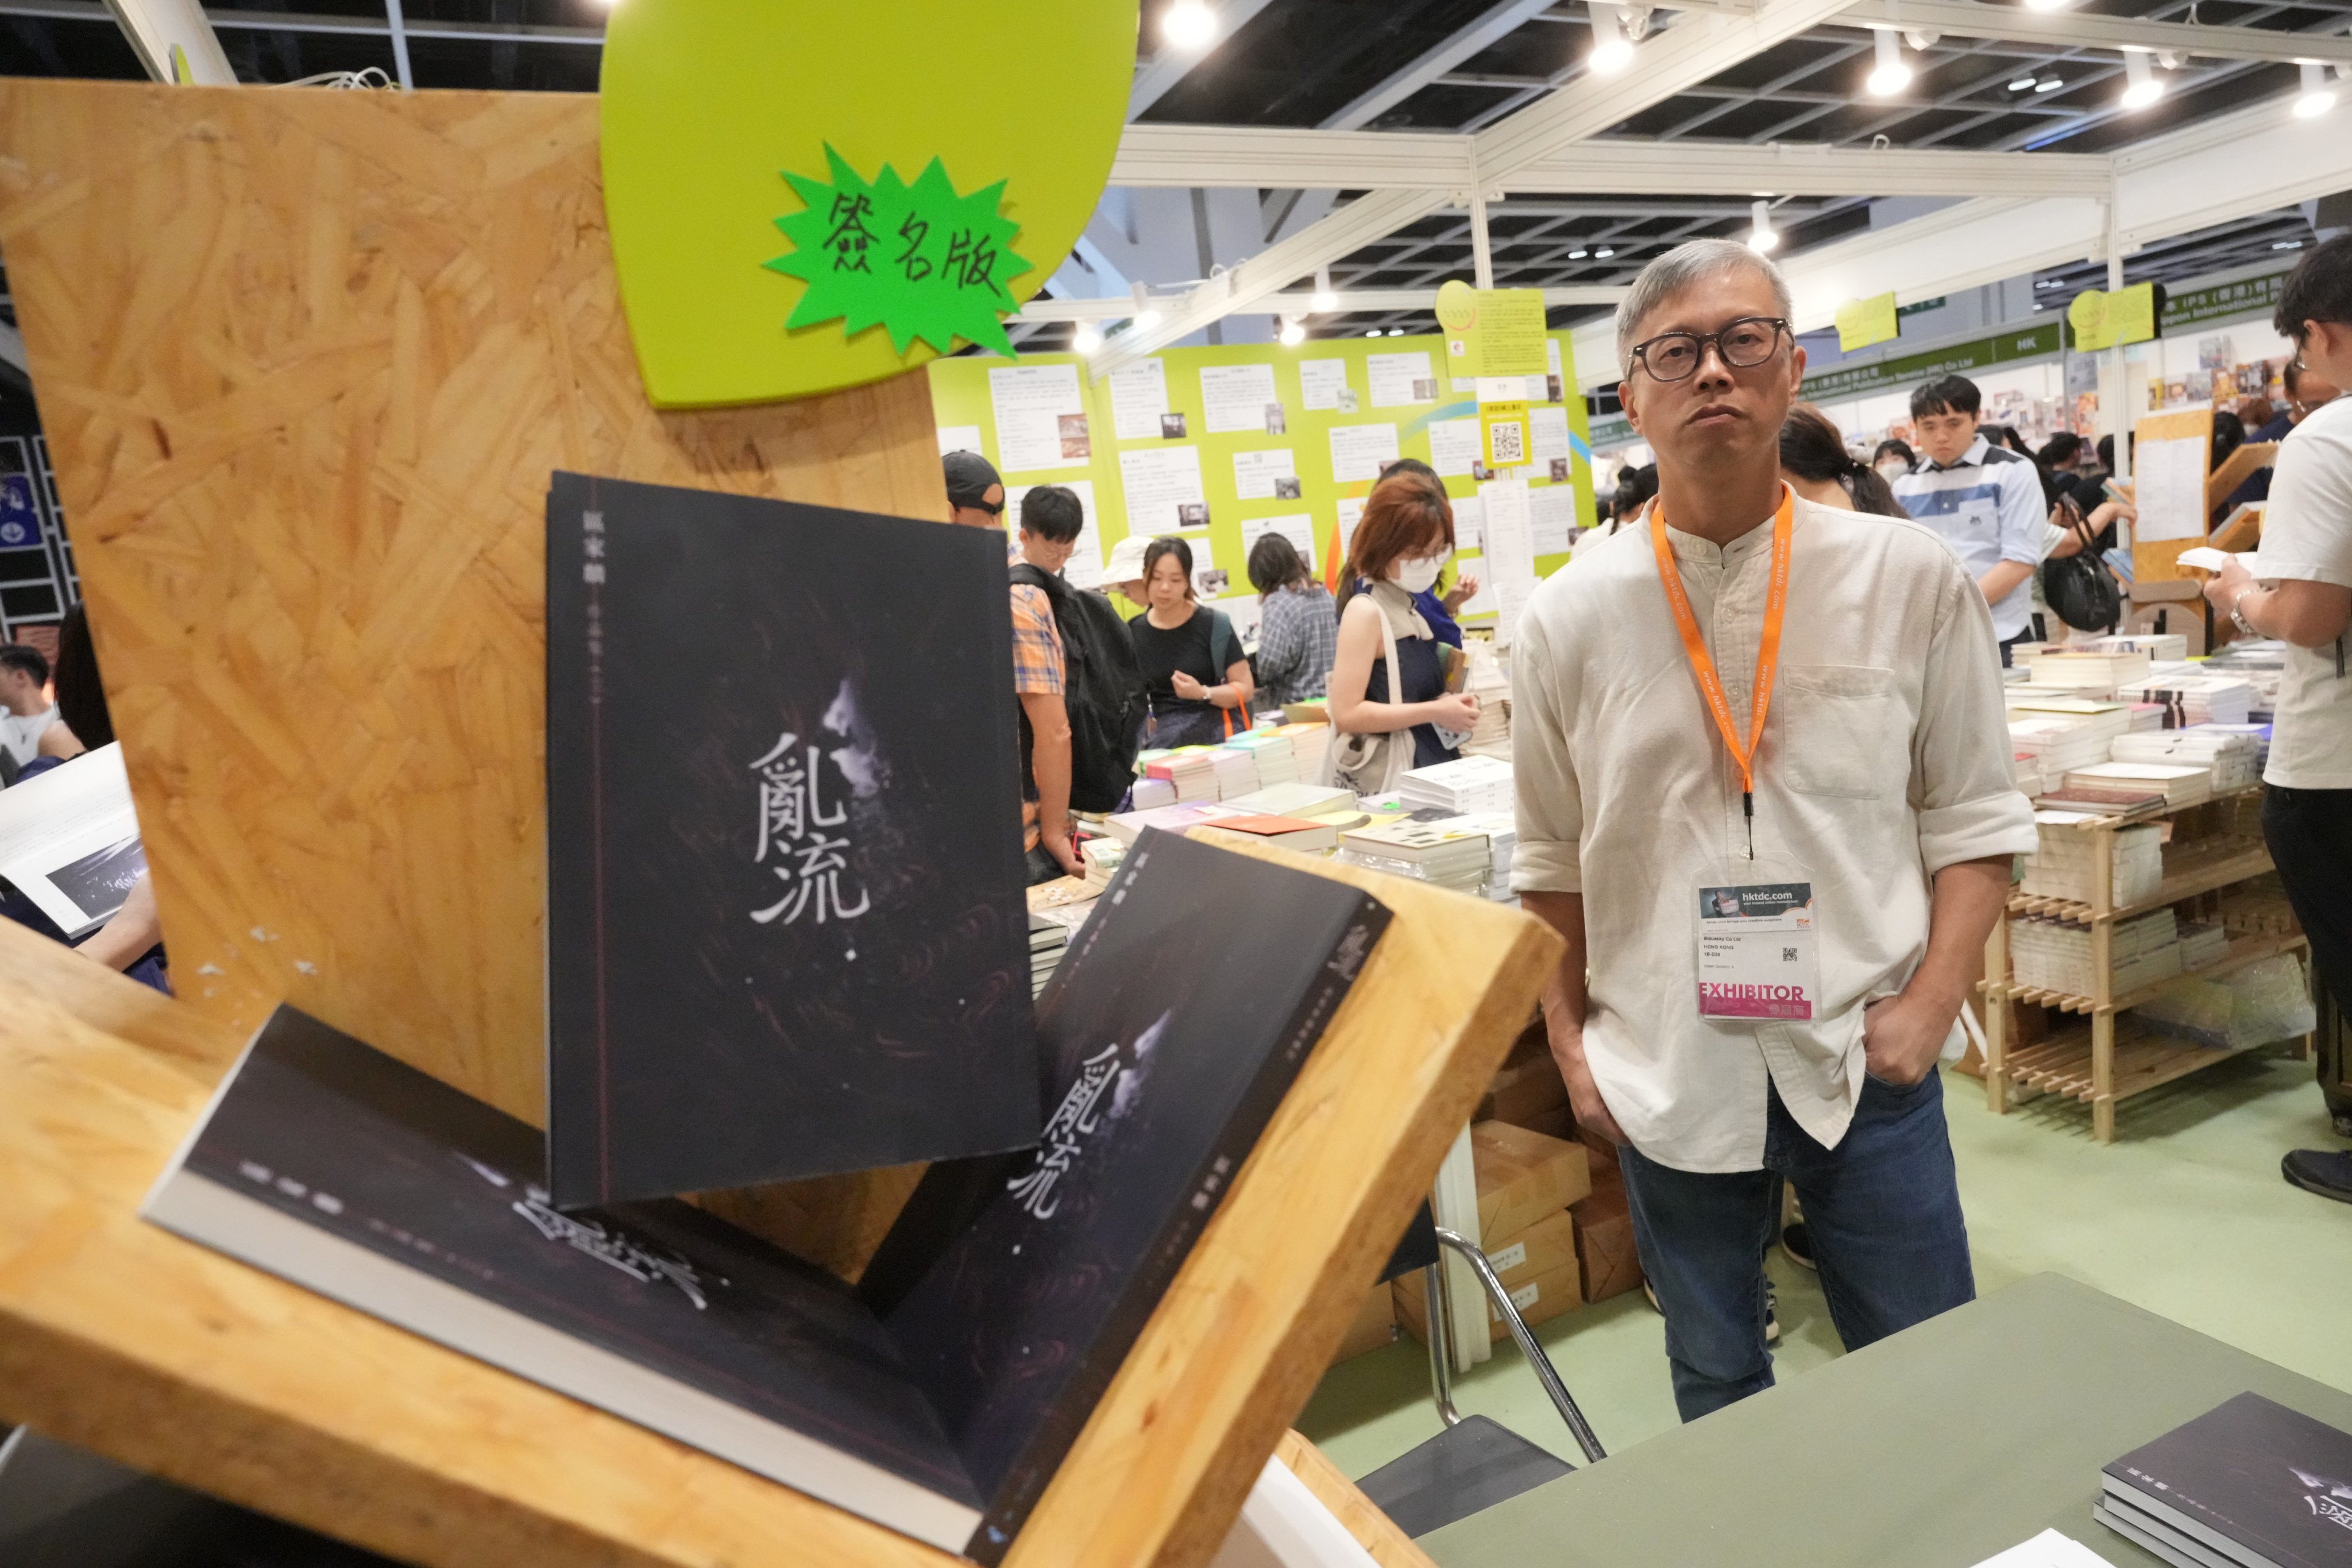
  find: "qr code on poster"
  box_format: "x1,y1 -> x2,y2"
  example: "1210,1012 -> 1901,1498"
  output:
1490,419 -> 1525,465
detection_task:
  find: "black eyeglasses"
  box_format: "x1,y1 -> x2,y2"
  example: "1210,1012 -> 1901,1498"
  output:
1627,316 -> 1790,383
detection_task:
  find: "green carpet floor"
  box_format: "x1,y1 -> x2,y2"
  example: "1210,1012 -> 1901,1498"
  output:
1295,1051 -> 2352,1479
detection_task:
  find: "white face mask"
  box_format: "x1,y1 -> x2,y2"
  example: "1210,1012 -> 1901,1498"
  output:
1875,459 -> 1910,481
1391,554 -> 1445,594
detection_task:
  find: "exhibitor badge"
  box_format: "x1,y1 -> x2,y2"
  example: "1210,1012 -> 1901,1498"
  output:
1695,876 -> 1820,1021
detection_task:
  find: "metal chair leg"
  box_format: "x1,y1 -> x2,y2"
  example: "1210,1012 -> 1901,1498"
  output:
1431,1226 -> 1608,1464
1423,1260 -> 1463,1428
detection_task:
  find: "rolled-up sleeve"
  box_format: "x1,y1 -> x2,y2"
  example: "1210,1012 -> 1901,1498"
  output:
1911,562 -> 2037,872
1511,615 -> 1585,893
1997,462 -> 2047,568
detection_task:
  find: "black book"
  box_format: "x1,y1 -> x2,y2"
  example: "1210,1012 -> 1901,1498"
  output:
144,831 -> 1389,1558
2103,1392 -> 2352,1568
544,471 -> 1039,1207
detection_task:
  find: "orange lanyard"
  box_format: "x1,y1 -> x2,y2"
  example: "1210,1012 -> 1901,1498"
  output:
1649,486 -> 1794,844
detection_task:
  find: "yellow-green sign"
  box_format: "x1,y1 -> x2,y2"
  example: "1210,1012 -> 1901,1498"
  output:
2068,283 -> 2160,352
1835,292 -> 1899,353
1438,284 -> 1549,379
599,0 -> 1136,408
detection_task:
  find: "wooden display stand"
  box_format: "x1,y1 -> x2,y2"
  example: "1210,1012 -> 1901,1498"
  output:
1982,786 -> 2308,1142
0,79 -> 1565,1566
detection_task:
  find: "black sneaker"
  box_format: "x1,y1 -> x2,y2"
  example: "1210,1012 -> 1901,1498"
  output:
1764,1280 -> 1780,1345
1781,1220 -> 1817,1271
2283,1149 -> 2352,1203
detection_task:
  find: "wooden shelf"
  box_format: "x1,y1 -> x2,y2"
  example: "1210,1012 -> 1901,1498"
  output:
2005,1023 -> 2249,1107
2007,840 -> 2272,926
2003,930 -> 2307,1017
2022,781 -> 2262,832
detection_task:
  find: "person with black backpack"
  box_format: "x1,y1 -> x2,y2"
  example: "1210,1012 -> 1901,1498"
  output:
1006,486 -> 1146,883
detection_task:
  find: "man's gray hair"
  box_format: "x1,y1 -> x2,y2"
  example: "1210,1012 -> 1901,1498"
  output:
1615,238 -> 1794,375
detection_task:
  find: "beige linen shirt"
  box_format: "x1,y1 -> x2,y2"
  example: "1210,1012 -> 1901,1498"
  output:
1511,489 -> 2035,1172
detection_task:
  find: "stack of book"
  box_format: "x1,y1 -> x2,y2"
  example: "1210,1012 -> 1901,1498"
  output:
1269,720 -> 1331,783
2021,820 -> 2164,906
2010,715 -> 2125,780
1145,748 -> 1220,803
2120,674 -> 2255,728
2203,641 -> 2287,720
2064,760 -> 2214,810
1103,801 -> 1252,845
1224,781 -> 1355,819
1462,644 -> 1513,760
2111,729 -> 2261,793
2028,647 -> 2155,696
2009,907 -> 2180,997
1399,755 -> 1516,816
1339,817 -> 1493,894
2201,722 -> 2274,768
2126,703 -> 2169,732
2079,631 -> 2189,663
1129,775 -> 1177,810
1080,837 -> 1124,887
2013,751 -> 2046,800
2177,918 -> 2230,971
2099,1393 -> 2352,1568
1208,746 -> 1259,801
1029,911 -> 1069,997
1222,729 -> 1297,787
1460,810 -> 1519,902
1204,814 -> 1342,854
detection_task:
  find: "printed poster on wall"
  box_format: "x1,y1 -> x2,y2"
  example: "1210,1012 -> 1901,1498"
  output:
1366,351 -> 1436,408
1299,358 -> 1354,412
1428,418 -> 1481,477
1173,530 -> 1225,596
988,363 -> 1090,473
1118,444 -> 1209,532
937,423 -> 983,457
1530,484 -> 1577,557
1482,477 -> 1535,647
1329,423 -> 1401,483
1107,358 -> 1173,442
1337,496 -> 1366,563
1232,447 -> 1300,500
1200,362 -> 1283,434
1241,513 -> 1318,572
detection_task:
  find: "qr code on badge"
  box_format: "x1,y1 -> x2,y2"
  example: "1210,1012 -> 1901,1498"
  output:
1490,419 -> 1525,465
1783,947 -> 1798,962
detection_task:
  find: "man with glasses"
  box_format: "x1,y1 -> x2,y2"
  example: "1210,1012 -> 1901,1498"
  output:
1510,238 -> 2033,1420
2200,235 -> 2352,1200
1892,375 -> 2053,665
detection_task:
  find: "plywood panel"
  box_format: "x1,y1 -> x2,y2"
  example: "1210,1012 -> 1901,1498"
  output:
0,80 -> 947,1131
0,837 -> 1554,1568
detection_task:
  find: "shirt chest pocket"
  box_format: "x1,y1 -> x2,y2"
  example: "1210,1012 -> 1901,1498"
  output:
1779,665 -> 1909,799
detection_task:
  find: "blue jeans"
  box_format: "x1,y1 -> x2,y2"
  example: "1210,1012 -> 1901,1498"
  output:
1617,1069 -> 1974,1422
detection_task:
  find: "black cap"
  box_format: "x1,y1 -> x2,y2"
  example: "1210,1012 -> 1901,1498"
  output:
943,450 -> 1002,508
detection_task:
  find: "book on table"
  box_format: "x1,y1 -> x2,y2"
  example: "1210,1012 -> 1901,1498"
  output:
143,828 -> 1391,1562
543,472 -> 1037,1207
0,741 -> 145,939
2099,1391 -> 2352,1568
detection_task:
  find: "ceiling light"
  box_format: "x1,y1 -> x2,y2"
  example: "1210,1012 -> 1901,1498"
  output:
1071,322 -> 1103,354
2294,60 -> 2339,118
1866,28 -> 1912,97
2034,78 -> 2064,92
1746,198 -> 1778,253
1386,327 -> 1405,336
2275,240 -> 2305,250
2009,77 -> 2037,91
1128,281 -> 1163,332
1310,265 -> 1339,314
1569,248 -> 1589,259
1279,315 -> 1307,347
2023,0 -> 2071,10
1588,0 -> 1634,74
2119,48 -> 2164,110
1161,0 -> 1217,51
1595,246 -> 1616,258
1363,328 -> 1382,337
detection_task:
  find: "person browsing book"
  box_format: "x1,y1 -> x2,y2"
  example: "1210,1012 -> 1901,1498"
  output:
1511,238 -> 2034,1422
1246,531 -> 1337,715
2198,235 -> 2352,1203
1325,473 -> 1479,794
1379,457 -> 1480,642
1125,536 -> 1253,749
940,450 -> 1079,883
1891,375 -> 2051,665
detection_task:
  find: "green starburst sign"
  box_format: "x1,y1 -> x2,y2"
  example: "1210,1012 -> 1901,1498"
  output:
765,146 -> 1033,358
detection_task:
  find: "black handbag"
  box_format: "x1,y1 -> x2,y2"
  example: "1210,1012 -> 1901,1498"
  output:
2041,512 -> 2122,632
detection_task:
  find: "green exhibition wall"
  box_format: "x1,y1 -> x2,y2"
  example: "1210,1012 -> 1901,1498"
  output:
925,329 -> 1594,629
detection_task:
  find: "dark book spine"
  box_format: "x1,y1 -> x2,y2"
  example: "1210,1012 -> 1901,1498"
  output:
963,895 -> 1395,1565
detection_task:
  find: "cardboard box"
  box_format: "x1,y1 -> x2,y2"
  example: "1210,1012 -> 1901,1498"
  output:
1327,1281 -> 1397,1366
1392,1222 -> 1580,1345
1470,1120 -> 1591,1241
1571,1162 -> 1643,1302
1476,1055 -> 1570,1128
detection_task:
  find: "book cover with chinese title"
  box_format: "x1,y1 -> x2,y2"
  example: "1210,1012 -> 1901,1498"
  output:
545,472 -> 1038,1208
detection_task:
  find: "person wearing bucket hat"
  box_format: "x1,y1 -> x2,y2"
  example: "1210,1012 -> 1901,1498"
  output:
1102,533 -> 1151,607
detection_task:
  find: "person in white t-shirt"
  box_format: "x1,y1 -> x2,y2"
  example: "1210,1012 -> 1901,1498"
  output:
0,643 -> 56,771
2202,233 -> 2352,1202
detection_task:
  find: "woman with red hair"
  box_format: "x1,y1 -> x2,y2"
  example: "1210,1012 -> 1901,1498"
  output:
1326,472 -> 1481,794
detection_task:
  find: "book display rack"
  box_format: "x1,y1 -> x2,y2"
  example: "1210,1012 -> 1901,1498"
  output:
1981,784 -> 2310,1143
0,79 -> 1562,1566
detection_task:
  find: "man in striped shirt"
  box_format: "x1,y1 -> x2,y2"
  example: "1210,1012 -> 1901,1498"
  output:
1891,375 -> 2052,665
